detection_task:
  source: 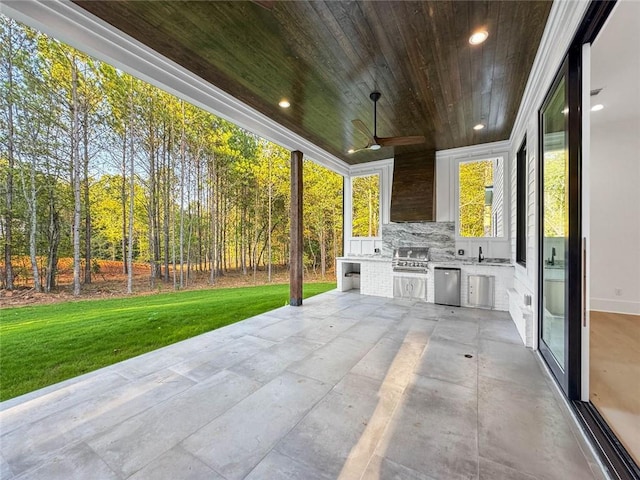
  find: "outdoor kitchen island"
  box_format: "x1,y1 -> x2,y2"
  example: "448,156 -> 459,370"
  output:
336,256 -> 393,298
336,256 -> 514,311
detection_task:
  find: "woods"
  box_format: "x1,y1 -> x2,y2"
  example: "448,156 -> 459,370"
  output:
458,159 -> 494,238
0,17 -> 343,295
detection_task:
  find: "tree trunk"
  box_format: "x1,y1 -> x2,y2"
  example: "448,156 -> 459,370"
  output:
3,21 -> 15,290
71,56 -> 82,296
241,194 -> 247,275
368,188 -> 373,237
83,107 -> 92,284
45,196 -> 60,293
162,131 -> 170,283
222,194 -> 227,274
179,101 -> 186,288
184,162 -> 193,286
28,165 -> 41,292
196,156 -> 203,272
154,149 -> 162,280
320,227 -> 326,277
209,153 -> 218,283
121,132 -> 128,275
148,120 -> 157,287
127,79 -> 135,294
252,187 -> 260,282
335,207 -> 340,262
268,156 -> 272,282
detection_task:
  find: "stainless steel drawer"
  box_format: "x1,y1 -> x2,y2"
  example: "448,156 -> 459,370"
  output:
468,275 -> 495,309
393,275 -> 426,300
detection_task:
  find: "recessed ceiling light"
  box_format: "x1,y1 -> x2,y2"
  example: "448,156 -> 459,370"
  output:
473,123 -> 485,130
347,148 -> 355,154
591,104 -> 604,112
469,30 -> 488,45
562,107 -> 569,114
369,144 -> 382,151
278,99 -> 290,108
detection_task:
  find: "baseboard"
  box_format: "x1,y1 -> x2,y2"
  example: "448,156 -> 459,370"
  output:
590,298 -> 640,316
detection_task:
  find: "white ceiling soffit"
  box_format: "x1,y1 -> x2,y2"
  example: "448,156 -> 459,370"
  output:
1,0 -> 350,176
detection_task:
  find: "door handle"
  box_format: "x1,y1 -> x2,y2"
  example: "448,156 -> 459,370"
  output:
582,237 -> 587,327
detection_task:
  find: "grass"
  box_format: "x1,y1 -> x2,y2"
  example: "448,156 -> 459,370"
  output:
0,283 -> 335,401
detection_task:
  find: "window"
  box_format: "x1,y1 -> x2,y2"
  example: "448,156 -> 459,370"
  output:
458,157 -> 504,237
516,139 -> 527,265
351,174 -> 380,237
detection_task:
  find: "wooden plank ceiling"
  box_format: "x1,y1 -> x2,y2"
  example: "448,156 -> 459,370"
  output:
74,1 -> 552,165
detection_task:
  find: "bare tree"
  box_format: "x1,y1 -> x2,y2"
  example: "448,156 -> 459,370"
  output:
1,18 -> 17,290
127,77 -> 135,294
70,54 -> 82,296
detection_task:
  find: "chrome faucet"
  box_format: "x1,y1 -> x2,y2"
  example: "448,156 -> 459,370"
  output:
549,247 -> 556,266
478,246 -> 484,263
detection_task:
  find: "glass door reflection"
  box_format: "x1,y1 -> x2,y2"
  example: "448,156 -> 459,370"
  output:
540,73 -> 569,372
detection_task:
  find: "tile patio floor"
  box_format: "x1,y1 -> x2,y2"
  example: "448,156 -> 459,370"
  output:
0,290 -> 606,480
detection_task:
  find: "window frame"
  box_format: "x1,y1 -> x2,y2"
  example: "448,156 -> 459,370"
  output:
455,155 -> 506,239
516,138 -> 527,266
342,159 -> 393,257
350,173 -> 381,238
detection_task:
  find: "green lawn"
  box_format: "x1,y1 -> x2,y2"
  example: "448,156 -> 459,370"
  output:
0,283 -> 335,401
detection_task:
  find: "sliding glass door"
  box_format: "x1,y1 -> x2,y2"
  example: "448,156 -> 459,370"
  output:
538,55 -> 581,399
540,72 -> 568,370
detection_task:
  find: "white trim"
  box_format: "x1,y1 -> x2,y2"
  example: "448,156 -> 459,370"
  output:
1,0 -> 350,176
454,154 -> 508,239
348,158 -> 394,176
509,0 -> 591,149
439,140 -> 510,237
436,140 -> 510,161
343,158 -> 393,255
590,300 -> 640,317
349,158 -> 394,227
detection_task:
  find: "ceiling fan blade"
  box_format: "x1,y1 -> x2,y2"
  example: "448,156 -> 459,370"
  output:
352,119 -> 374,140
348,146 -> 369,154
347,139 -> 377,154
377,135 -> 426,147
351,93 -> 424,153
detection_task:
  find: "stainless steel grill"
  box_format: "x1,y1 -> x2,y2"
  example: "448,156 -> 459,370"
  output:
392,247 -> 430,274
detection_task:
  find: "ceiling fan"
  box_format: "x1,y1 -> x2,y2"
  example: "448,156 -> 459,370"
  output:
349,91 -> 426,153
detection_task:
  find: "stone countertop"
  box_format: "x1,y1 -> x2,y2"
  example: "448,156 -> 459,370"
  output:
429,259 -> 514,268
337,256 -> 392,263
337,256 -> 513,267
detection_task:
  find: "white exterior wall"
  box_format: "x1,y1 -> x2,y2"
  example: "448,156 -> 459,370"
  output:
506,1 -> 590,348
